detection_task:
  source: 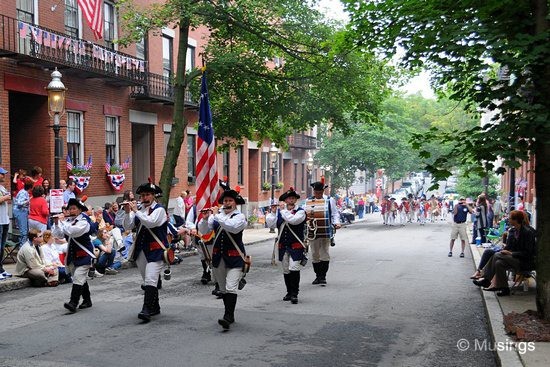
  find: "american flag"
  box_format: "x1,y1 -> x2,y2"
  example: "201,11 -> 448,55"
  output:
121,156 -> 131,170
195,71 -> 219,213
77,0 -> 103,40
85,155 -> 93,170
105,154 -> 111,174
66,155 -> 73,172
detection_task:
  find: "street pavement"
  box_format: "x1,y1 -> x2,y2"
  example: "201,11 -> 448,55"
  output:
0,213 -> 522,366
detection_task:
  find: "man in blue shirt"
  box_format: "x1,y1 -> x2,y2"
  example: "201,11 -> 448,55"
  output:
449,197 -> 474,257
63,179 -> 77,204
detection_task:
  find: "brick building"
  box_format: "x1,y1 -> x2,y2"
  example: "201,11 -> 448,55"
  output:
0,0 -> 318,216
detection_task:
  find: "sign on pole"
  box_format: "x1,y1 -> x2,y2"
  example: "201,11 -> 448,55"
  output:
50,189 -> 64,214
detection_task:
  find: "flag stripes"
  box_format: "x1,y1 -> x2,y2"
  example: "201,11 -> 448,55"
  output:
77,0 -> 103,40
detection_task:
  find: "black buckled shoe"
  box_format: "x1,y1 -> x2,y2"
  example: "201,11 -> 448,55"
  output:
497,288 -> 511,297
283,293 -> 291,301
473,278 -> 491,288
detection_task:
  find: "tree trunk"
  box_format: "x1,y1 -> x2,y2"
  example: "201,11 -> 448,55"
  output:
533,0 -> 550,321
535,142 -> 550,321
159,18 -> 191,208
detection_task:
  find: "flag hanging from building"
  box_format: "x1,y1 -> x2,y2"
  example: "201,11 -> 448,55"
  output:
77,0 -> 103,40
195,71 -> 219,213
66,155 -> 73,172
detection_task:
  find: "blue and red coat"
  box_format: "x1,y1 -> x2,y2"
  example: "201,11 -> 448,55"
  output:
133,204 -> 169,262
212,214 -> 246,269
277,208 -> 306,262
66,214 -> 95,267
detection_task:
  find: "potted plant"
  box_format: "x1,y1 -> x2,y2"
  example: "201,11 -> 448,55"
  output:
261,181 -> 271,191
275,181 -> 284,190
105,157 -> 130,191
67,155 -> 92,192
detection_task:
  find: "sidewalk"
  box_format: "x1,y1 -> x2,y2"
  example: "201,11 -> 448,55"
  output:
470,244 -> 550,367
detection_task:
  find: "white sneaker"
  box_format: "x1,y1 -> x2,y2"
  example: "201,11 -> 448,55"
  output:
94,271 -> 104,278
105,267 -> 118,275
1,271 -> 12,278
0,274 -> 5,281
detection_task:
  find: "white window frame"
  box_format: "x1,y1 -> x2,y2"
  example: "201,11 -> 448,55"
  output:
105,115 -> 120,164
103,1 -> 118,50
66,111 -> 84,166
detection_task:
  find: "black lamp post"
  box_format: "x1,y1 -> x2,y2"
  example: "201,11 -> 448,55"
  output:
269,142 -> 278,233
46,68 -> 66,190
306,151 -> 314,198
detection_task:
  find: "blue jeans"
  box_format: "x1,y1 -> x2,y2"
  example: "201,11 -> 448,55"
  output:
97,251 -> 116,269
0,223 -> 9,272
12,207 -> 29,245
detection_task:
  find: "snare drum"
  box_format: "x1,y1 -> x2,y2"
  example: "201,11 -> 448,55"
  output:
304,199 -> 333,239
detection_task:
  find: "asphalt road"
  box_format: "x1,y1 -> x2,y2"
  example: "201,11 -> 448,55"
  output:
0,215 -> 496,367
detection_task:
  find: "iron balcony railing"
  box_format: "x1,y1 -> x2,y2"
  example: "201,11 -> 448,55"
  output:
287,133 -> 318,149
130,72 -> 197,106
0,14 -> 146,86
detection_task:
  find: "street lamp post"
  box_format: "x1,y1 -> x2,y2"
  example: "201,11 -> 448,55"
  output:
46,68 -> 67,190
269,143 -> 278,233
306,151 -> 314,198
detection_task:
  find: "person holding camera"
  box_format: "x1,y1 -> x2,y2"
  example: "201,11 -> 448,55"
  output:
198,188 -> 247,330
266,187 -> 307,305
448,197 -> 475,257
121,182 -> 168,323
52,197 -> 95,313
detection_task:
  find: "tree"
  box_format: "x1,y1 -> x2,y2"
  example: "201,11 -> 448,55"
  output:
117,0 -> 390,206
315,93 -> 478,193
455,170 -> 500,200
344,0 -> 550,319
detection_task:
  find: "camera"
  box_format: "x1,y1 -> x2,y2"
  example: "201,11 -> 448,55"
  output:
300,254 -> 308,266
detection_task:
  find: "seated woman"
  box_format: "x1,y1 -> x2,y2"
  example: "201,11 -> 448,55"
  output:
470,231 -> 508,279
93,228 -> 118,275
40,230 -> 72,284
473,210 -> 536,296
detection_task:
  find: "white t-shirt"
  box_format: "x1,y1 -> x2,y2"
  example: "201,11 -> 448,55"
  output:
0,185 -> 10,225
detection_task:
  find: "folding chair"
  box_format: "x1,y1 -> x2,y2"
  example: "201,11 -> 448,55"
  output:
511,270 -> 536,293
485,220 -> 507,246
2,239 -> 20,264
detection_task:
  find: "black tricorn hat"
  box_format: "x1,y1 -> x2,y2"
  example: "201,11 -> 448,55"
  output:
67,197 -> 88,212
311,181 -> 328,191
218,189 -> 245,205
136,181 -> 162,197
279,187 -> 300,201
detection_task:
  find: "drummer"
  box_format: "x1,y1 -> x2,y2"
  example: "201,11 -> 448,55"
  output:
306,181 -> 341,285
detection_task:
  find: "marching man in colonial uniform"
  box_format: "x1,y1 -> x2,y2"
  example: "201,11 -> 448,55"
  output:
306,181 -> 341,285
121,181 -> 168,323
266,187 -> 306,304
53,197 -> 95,313
198,188 -> 248,330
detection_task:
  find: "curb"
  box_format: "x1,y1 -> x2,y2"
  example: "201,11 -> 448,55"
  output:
470,244 -> 524,367
0,277 -> 31,293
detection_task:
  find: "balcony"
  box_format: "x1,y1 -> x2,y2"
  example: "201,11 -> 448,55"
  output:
0,15 -> 146,86
287,133 -> 318,150
129,73 -> 198,107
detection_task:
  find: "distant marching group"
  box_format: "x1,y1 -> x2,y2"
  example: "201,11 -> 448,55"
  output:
379,194 -> 452,226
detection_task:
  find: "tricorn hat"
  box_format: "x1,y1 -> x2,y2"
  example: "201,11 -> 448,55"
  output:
136,180 -> 162,197
279,187 -> 300,201
311,181 -> 328,191
218,189 -> 245,205
67,197 -> 88,212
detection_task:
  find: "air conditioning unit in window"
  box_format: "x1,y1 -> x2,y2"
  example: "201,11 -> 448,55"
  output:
188,176 -> 196,184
